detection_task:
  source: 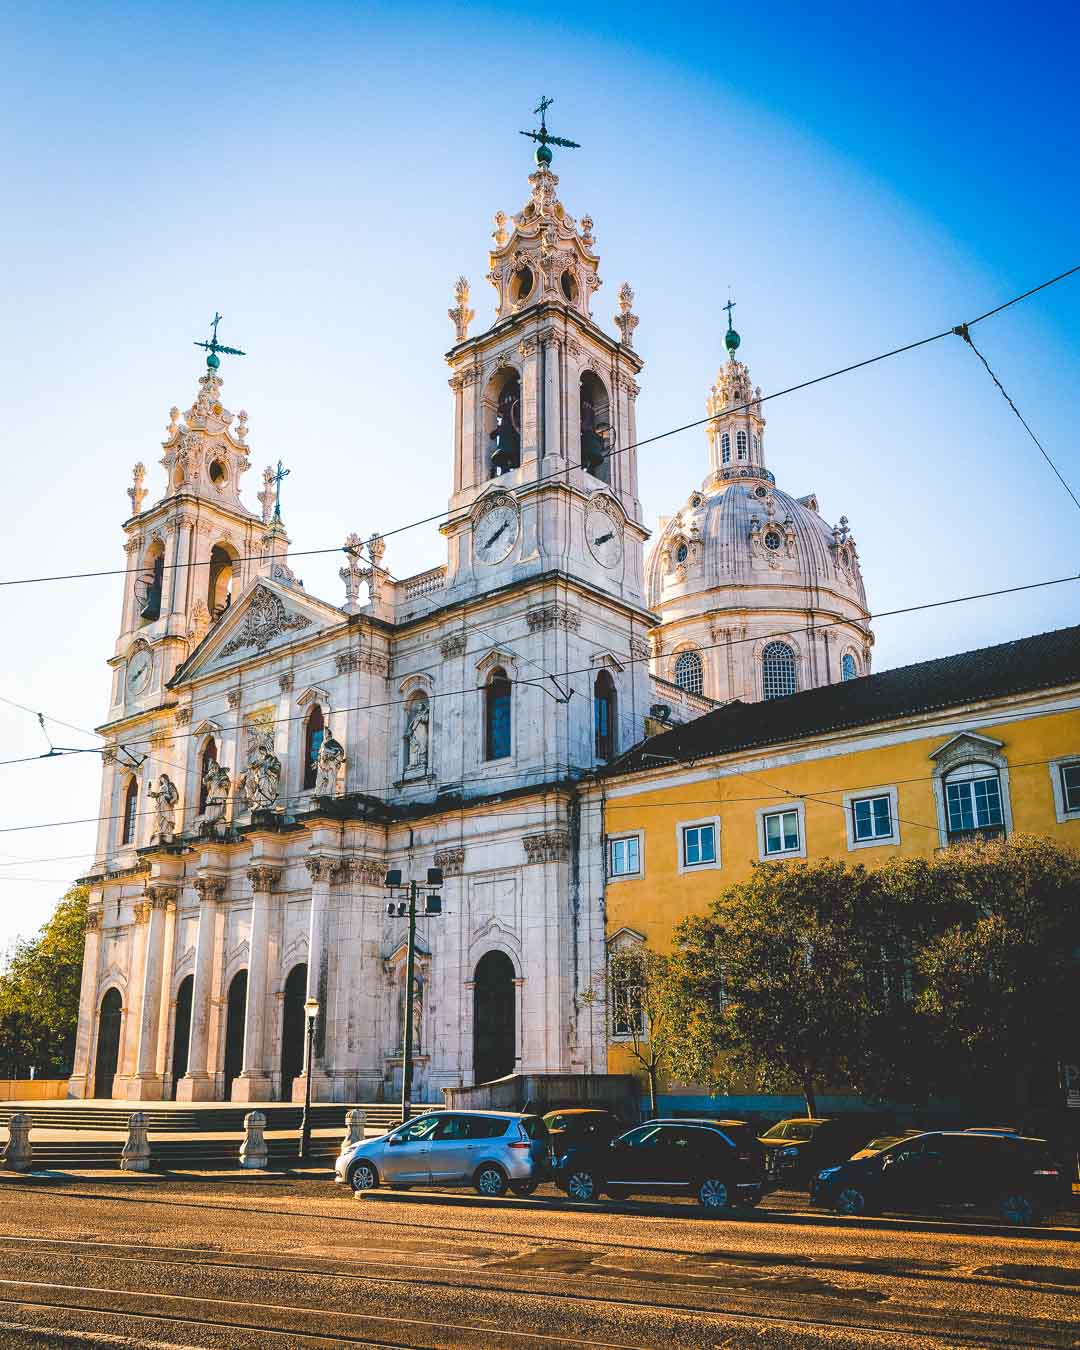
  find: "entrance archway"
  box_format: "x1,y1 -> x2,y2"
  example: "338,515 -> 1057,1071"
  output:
94,988 -> 123,1099
473,951 -> 516,1085
170,975 -> 193,1099
280,963 -> 308,1101
223,970 -> 247,1100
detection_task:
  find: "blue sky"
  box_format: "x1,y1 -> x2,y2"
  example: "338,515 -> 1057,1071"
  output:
1,0 -> 1077,949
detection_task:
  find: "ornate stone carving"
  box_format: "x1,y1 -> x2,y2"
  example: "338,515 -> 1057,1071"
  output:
133,899 -> 152,924
86,909 -> 103,932
340,532 -> 367,612
628,637 -> 650,663
347,856 -> 385,887
614,282 -> 639,349
527,603 -> 581,633
226,688 -> 242,709
433,847 -> 465,877
102,746 -> 119,765
175,706 -> 192,725
195,762 -> 231,837
279,672 -> 294,692
194,876 -> 226,904
336,650 -> 361,674
246,865 -> 282,892
127,463 -> 148,515
440,633 -> 467,659
218,586 -> 313,657
404,698 -> 430,773
305,856 -> 340,885
241,726 -> 281,810
313,728 -> 346,797
146,884 -> 178,910
448,276 -> 475,342
148,774 -> 179,844
522,830 -> 571,864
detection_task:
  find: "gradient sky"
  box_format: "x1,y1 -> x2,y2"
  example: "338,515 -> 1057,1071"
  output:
1,0 -> 1077,953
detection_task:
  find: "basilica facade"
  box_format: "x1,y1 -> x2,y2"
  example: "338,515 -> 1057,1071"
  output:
71,137 -> 874,1104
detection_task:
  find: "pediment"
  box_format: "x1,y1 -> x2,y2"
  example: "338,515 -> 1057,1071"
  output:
475,646 -> 518,678
176,579 -> 344,682
929,732 -> 1005,764
297,685 -> 332,709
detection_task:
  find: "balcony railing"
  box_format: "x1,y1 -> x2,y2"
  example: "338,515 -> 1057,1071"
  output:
401,567 -> 447,600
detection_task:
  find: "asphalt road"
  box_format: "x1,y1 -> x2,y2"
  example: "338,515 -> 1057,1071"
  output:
0,1175 -> 1076,1348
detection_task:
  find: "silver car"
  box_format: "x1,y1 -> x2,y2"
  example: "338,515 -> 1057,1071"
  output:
335,1110 -> 550,1197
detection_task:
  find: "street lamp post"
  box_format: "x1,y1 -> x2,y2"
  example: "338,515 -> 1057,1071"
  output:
299,996 -> 320,1160
384,867 -> 444,1125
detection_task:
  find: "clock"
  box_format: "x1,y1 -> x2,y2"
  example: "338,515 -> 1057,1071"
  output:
585,507 -> 623,568
127,650 -> 152,695
473,502 -> 519,565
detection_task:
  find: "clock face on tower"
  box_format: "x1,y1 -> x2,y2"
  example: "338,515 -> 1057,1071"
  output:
473,502 -> 520,565
127,649 -> 152,695
585,507 -> 623,569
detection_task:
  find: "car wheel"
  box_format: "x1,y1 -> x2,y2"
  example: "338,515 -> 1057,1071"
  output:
510,1180 -> 538,1197
475,1164 -> 508,1197
565,1169 -> 600,1202
835,1185 -> 871,1216
348,1160 -> 379,1193
698,1178 -> 732,1210
999,1192 -> 1038,1226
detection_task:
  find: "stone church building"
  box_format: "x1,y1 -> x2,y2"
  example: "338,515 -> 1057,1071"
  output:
71,135 -> 872,1103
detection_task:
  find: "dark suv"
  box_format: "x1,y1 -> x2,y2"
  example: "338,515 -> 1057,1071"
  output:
555,1118 -> 765,1210
758,1117 -> 884,1183
810,1130 -> 1067,1225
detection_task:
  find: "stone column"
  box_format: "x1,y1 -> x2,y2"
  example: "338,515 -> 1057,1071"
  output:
299,855 -> 337,1101
169,513 -> 192,619
232,864 -> 281,1101
154,890 -> 180,1082
543,335 -> 563,460
69,904 -> 104,1098
176,876 -> 225,1101
129,884 -> 175,1099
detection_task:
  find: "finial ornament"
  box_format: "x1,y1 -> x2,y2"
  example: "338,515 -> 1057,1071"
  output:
723,291 -> 741,358
520,95 -> 580,165
614,282 -> 639,349
194,312 -> 246,370
128,462 -> 148,515
449,276 -> 475,342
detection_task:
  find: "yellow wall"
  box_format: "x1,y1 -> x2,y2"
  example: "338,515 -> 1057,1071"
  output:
0,1080 -> 69,1101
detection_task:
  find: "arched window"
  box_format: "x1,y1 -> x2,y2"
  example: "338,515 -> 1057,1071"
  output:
721,432 -> 731,465
207,544 -> 235,617
753,433 -> 761,456
841,651 -> 858,681
485,668 -> 512,760
303,705 -> 325,790
121,777 -> 139,846
594,670 -> 617,760
580,371 -> 611,482
736,429 -> 748,460
198,737 -> 217,812
487,371 -> 521,477
762,642 -> 797,700
674,650 -> 704,696
138,544 -> 164,623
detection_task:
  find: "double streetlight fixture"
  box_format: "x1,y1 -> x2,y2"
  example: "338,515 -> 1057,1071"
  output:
384,866 -> 444,1125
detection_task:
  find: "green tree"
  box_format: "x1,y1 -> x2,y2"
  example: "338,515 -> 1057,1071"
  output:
607,945 -> 682,1116
0,884 -> 88,1078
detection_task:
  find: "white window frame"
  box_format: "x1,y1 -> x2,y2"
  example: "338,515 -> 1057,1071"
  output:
756,801 -> 806,860
607,830 -> 644,881
677,816 -> 721,874
721,431 -> 731,464
1050,757 -> 1080,823
736,429 -> 748,460
929,733 -> 1013,848
843,786 -> 900,850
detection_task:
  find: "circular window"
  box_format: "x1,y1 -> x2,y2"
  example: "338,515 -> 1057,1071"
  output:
675,543 -> 689,564
560,270 -> 577,302
208,460 -> 226,486
755,486 -> 767,498
689,493 -> 703,508
510,266 -> 534,303
764,531 -> 782,551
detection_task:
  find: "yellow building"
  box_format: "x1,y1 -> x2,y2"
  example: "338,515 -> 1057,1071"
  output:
582,623 -> 1080,1112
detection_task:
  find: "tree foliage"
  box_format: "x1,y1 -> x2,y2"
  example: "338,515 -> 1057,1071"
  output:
607,945 -> 681,1115
0,885 -> 88,1078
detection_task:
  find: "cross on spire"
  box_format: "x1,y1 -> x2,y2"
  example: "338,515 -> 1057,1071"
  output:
724,294 -> 736,330
271,459 -> 290,522
520,96 -> 580,164
194,312 -> 247,370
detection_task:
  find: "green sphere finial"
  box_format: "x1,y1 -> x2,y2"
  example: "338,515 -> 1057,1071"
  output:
206,351 -> 221,369
724,326 -> 741,357
535,142 -> 553,166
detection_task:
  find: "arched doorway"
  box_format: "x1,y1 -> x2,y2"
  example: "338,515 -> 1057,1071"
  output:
473,951 -> 516,1085
170,975 -> 194,1099
280,963 -> 308,1101
94,988 -> 123,1099
223,970 -> 247,1100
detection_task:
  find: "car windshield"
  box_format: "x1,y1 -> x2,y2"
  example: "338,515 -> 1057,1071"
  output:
520,1116 -> 549,1139
763,1121 -> 818,1142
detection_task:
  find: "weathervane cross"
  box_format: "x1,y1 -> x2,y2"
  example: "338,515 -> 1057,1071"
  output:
194,312 -> 247,368
520,95 -> 581,159
724,294 -> 737,330
271,459 -> 290,522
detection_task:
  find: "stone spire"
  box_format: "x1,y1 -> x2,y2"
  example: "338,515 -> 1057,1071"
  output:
704,304 -> 767,487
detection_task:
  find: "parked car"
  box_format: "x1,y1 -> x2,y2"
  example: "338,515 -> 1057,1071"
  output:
758,1117 -> 883,1181
849,1129 -> 922,1161
335,1110 -> 551,1197
810,1130 -> 1068,1225
555,1118 -> 765,1210
543,1108 -> 625,1150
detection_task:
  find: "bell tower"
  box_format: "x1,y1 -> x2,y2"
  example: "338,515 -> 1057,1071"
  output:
441,102 -> 648,606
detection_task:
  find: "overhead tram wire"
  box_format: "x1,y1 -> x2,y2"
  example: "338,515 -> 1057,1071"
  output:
0,264 -> 1077,592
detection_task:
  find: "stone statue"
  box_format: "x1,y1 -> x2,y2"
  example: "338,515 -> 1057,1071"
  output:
148,773 -> 179,843
242,732 -> 281,810
404,699 -> 429,773
200,761 -> 231,836
313,727 -> 345,797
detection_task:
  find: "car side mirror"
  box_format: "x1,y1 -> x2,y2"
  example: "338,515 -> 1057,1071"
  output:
388,1136 -> 403,1147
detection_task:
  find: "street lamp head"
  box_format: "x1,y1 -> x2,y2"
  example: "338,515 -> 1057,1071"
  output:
303,997 -> 320,1023
384,868 -> 402,888
426,867 -> 443,887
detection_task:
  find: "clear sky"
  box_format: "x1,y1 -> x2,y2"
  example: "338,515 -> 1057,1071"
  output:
2,0 -> 1077,951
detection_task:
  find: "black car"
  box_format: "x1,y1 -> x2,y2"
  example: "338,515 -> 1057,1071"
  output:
543,1108 -> 625,1151
758,1116 -> 886,1183
810,1130 -> 1067,1225
555,1118 -> 765,1210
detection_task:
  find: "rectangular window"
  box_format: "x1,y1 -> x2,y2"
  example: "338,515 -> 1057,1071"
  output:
1062,763 -> 1080,814
608,834 -> 641,878
946,776 -> 1003,835
763,808 -> 800,855
682,823 -> 716,867
852,794 -> 893,841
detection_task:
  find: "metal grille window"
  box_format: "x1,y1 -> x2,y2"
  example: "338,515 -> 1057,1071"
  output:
842,652 -> 858,681
608,835 -> 641,877
762,642 -> 797,700
852,794 -> 892,841
736,429 -> 748,459
721,431 -> 731,464
945,771 -> 1004,837
1062,762 -> 1080,813
682,823 -> 716,867
763,808 -> 801,855
674,650 -> 703,695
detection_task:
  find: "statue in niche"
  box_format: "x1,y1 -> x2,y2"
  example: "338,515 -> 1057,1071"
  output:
242,731 -> 282,810
404,698 -> 430,773
199,762 -> 231,837
313,726 -> 346,797
148,774 -> 179,843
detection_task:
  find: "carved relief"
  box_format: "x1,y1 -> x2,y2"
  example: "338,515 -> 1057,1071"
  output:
440,633 -> 467,659
522,830 -> 571,863
305,856 -> 340,885
434,847 -> 465,877
193,876 -> 226,904
218,587 -> 313,657
347,857 -> 385,887
246,865 -> 282,893
526,603 -> 581,632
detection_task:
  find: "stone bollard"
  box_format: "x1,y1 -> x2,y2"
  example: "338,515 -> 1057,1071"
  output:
342,1108 -> 366,1152
121,1112 -> 150,1172
240,1110 -> 269,1170
2,1113 -> 32,1172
